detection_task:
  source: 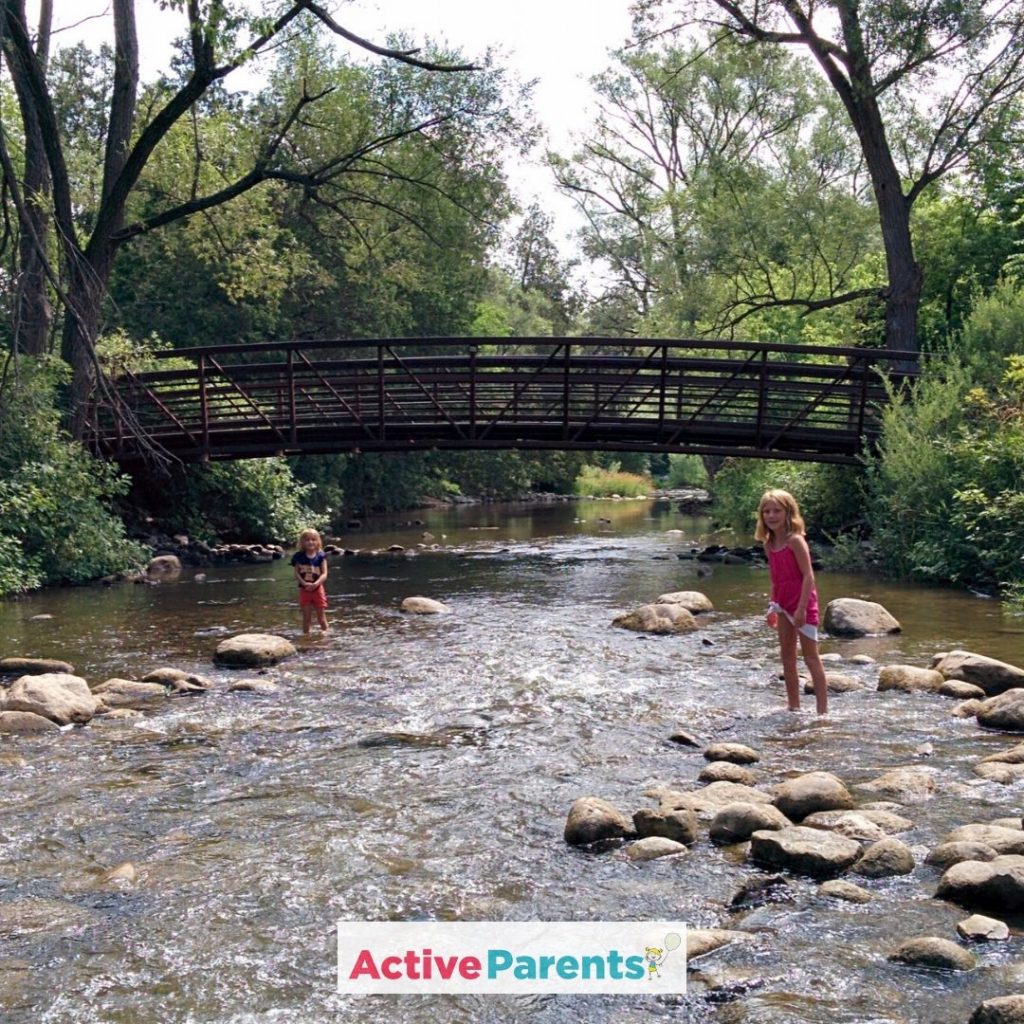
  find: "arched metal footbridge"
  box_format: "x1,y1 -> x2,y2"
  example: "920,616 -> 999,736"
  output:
87,337 -> 917,466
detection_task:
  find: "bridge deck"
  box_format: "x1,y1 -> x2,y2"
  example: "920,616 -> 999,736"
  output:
88,338 -> 917,465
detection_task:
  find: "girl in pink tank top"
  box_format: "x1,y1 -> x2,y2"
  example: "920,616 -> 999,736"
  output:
755,489 -> 828,715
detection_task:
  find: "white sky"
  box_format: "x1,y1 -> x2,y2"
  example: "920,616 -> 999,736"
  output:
44,0 -> 635,256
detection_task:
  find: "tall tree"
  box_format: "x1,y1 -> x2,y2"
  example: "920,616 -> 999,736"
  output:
0,1 -> 492,434
634,0 -> 1024,353
553,35 -> 876,337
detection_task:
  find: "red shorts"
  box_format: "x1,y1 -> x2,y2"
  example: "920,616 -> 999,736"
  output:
298,585 -> 327,609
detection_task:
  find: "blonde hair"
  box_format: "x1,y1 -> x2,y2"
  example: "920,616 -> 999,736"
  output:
296,528 -> 323,551
754,489 -> 806,543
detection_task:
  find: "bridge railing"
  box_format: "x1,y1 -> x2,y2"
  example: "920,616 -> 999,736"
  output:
88,337 -> 919,464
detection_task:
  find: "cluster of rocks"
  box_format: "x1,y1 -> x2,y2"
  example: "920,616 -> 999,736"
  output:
0,598 -> 459,738
614,593 -> 905,638
564,742 -> 1021,992
140,536 -> 286,572
676,544 -> 764,565
613,590 -> 714,634
872,648 -> 1024,745
0,632 -> 302,735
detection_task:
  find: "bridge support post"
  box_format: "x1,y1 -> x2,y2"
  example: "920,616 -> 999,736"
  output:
199,354 -> 210,461
469,345 -> 477,439
562,343 -> 570,441
755,349 -> 768,450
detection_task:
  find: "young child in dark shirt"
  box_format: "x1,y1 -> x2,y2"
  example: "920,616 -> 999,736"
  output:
290,528 -> 329,634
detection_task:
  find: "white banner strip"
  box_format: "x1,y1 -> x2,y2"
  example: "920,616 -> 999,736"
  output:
337,921 -> 687,995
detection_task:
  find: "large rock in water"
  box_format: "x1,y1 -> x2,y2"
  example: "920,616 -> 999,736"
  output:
656,591 -> 713,613
624,836 -> 688,861
749,825 -> 862,878
877,665 -> 944,693
146,554 -> 182,578
889,937 -> 976,971
853,837 -> 915,878
932,650 -> 1024,696
0,657 -> 74,677
936,854 -> 1024,911
400,596 -> 450,615
633,807 -> 698,845
613,603 -> 697,634
213,633 -> 296,668
709,802 -> 790,844
771,771 -> 854,821
970,995 -> 1024,1024
855,767 -> 935,803
941,825 -> 1024,856
1,673 -> 100,725
564,797 -> 635,846
977,690 -> 1024,732
657,781 -> 772,820
0,710 -> 61,735
926,842 -> 999,871
823,598 -> 900,636
703,742 -> 760,764
92,679 -> 168,707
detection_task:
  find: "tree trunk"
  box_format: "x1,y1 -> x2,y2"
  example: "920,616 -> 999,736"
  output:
61,251 -> 113,440
4,0 -> 53,356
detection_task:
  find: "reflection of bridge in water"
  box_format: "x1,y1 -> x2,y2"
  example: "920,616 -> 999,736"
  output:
88,338 -> 918,466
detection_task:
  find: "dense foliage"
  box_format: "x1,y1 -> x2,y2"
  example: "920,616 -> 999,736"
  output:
1,6 -> 1022,602
0,360 -> 148,595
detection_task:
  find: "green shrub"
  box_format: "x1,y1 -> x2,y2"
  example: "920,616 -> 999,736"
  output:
574,465 -> 654,497
866,358 -> 1024,592
710,458 -> 867,540
0,534 -> 38,595
0,357 -> 149,594
665,454 -> 709,488
954,279 -> 1024,386
864,362 -> 972,578
175,458 -> 322,542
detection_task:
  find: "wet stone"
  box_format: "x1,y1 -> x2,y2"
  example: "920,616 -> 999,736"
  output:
564,797 -> 634,846
668,729 -> 701,747
925,841 -> 998,871
632,807 -> 698,845
703,742 -> 760,764
0,710 -> 61,735
400,596 -> 451,615
699,761 -> 757,785
214,633 -> 296,668
969,994 -> 1024,1024
613,603 -> 697,633
855,767 -> 936,803
936,855 -> 1024,912
819,879 -> 873,903
749,825 -> 863,878
889,936 -> 976,972
624,836 -> 689,861
0,657 -> 74,676
957,914 -> 1010,942
772,771 -> 854,821
709,802 -> 790,845
852,837 -> 915,878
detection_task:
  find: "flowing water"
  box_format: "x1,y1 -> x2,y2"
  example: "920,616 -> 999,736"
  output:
1,498 -> 1023,1024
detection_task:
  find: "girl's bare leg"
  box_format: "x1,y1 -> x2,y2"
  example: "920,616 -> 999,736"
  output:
302,606 -> 313,634
776,616 -> 801,711
317,609 -> 329,631
799,633 -> 829,715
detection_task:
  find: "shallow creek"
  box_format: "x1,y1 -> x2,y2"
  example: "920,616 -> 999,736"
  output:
1,498 -> 1023,1024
